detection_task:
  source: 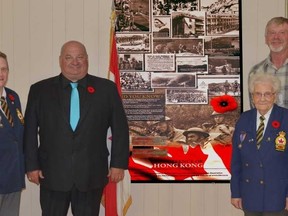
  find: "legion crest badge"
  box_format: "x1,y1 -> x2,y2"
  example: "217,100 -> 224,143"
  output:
16,108 -> 24,125
275,131 -> 286,152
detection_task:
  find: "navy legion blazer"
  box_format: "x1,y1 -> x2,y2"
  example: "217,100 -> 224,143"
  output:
231,104 -> 288,212
0,87 -> 25,194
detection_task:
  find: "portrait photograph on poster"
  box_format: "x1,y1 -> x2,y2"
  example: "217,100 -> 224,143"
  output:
114,0 -> 242,183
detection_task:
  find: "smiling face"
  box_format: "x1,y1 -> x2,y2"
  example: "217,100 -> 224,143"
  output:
0,56 -> 9,94
252,82 -> 276,115
265,23 -> 288,53
59,41 -> 88,82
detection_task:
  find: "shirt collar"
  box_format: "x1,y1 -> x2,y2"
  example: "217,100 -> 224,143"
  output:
257,106 -> 273,121
1,88 -> 7,99
266,55 -> 288,68
60,74 -> 88,89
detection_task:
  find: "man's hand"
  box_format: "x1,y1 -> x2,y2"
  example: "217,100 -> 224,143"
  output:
107,168 -> 125,183
27,170 -> 44,185
231,198 -> 242,209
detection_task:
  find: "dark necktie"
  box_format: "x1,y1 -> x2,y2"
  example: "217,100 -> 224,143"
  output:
70,83 -> 80,131
0,96 -> 13,126
256,115 -> 265,149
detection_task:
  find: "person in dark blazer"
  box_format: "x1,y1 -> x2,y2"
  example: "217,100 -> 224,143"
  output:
0,51 -> 25,216
24,40 -> 130,216
231,72 -> 288,216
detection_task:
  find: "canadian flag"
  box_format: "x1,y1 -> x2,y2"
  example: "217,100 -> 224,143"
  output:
103,2 -> 132,216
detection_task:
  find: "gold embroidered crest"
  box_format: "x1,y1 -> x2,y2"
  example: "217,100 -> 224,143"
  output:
275,131 -> 286,152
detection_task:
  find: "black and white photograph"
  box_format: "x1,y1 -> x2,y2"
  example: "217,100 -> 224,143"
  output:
151,72 -> 196,88
201,0 -> 239,15
153,16 -> 171,38
208,56 -> 240,75
120,71 -> 153,92
116,33 -> 150,53
153,38 -> 204,56
197,74 -> 240,96
176,55 -> 208,73
204,36 -> 240,56
166,88 -> 208,104
119,53 -> 144,71
206,14 -> 239,36
171,11 -> 205,38
152,0 -> 199,16
114,0 -> 150,32
145,54 -> 175,71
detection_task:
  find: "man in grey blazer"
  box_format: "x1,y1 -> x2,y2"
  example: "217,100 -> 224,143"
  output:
24,40 -> 130,216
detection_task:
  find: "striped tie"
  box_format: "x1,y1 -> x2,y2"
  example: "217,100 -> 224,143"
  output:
256,115 -> 265,149
0,96 -> 13,126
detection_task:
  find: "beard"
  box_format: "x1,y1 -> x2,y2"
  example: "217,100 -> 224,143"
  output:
268,42 -> 286,53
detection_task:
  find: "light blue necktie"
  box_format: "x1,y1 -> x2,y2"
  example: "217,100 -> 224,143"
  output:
70,82 -> 79,131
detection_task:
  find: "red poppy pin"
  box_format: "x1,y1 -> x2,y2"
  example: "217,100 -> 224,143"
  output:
87,86 -> 95,94
272,120 -> 280,129
210,95 -> 238,113
8,94 -> 15,104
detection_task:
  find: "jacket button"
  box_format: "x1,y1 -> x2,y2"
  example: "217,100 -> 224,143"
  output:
245,179 -> 249,183
260,180 -> 264,184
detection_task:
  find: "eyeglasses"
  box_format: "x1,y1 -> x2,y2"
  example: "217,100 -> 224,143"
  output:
252,92 -> 275,99
0,67 -> 8,73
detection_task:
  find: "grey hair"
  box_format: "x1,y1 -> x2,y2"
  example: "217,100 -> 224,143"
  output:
0,51 -> 9,71
265,17 -> 288,36
248,72 -> 281,94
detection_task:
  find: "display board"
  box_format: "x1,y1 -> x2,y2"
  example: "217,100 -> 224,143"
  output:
115,0 -> 242,182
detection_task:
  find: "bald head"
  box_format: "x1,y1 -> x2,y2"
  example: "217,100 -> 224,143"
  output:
59,40 -> 89,82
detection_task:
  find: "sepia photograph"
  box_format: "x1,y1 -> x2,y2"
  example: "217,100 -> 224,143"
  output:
152,16 -> 171,38
121,71 -> 153,92
197,74 -> 240,96
119,53 -> 144,71
204,36 -> 240,56
153,38 -> 204,56
176,55 -> 208,73
116,33 -> 151,53
151,72 -> 196,88
152,0 -> 199,16
171,11 -> 205,38
166,88 -> 208,104
114,0 -> 150,32
208,56 -> 240,75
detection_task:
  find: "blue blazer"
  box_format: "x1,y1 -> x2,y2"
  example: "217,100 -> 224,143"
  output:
0,88 -> 25,194
231,104 -> 288,212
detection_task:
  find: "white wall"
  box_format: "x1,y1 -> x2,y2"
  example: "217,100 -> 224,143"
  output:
0,0 -> 286,215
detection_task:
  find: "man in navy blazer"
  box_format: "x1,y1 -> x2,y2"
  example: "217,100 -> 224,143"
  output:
24,41 -> 129,216
231,73 -> 288,216
0,52 -> 25,216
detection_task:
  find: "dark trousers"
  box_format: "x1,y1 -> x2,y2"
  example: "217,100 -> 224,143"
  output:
40,185 -> 104,216
244,210 -> 288,216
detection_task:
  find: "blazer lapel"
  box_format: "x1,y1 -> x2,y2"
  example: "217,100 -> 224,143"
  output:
76,77 -> 94,131
259,105 -> 280,157
53,77 -> 71,130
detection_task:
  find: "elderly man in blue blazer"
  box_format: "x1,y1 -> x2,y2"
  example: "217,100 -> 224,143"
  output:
231,73 -> 288,216
0,52 -> 25,216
